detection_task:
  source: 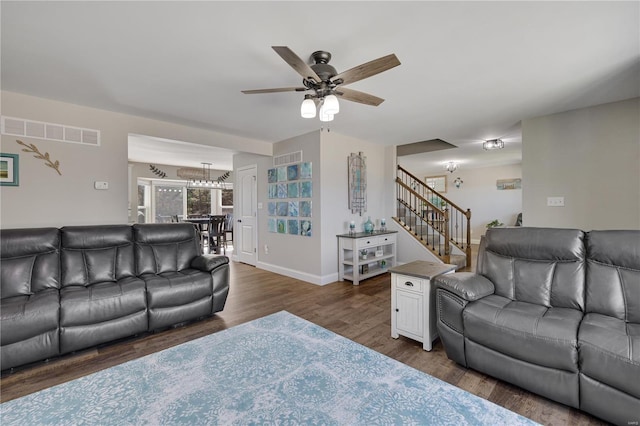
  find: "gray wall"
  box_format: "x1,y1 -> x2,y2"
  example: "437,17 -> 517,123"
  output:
522,97 -> 640,230
0,91 -> 271,228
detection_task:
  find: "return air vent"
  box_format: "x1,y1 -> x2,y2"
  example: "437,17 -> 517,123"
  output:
273,150 -> 303,166
1,116 -> 101,146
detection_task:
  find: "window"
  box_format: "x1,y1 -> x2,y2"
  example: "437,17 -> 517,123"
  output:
187,188 -> 212,217
137,182 -> 151,223
154,185 -> 184,223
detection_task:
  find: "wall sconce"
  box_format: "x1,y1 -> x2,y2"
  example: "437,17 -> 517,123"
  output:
444,162 -> 458,173
453,177 -> 463,188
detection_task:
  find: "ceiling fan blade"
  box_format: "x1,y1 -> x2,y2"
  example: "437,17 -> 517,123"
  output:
335,87 -> 384,106
272,46 -> 322,83
332,54 -> 401,86
241,87 -> 307,94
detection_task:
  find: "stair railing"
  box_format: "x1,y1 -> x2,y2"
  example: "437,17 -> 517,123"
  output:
396,165 -> 472,267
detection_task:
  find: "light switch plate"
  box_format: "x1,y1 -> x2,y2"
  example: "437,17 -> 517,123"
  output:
547,196 -> 564,207
94,181 -> 109,190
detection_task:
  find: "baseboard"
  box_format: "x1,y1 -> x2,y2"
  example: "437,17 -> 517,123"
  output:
256,261 -> 338,286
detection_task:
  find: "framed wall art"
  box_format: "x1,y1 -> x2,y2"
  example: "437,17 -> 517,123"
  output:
0,153 -> 19,186
425,175 -> 446,193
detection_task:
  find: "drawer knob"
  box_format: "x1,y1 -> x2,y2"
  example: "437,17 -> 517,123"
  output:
395,308 -> 399,312
405,281 -> 414,287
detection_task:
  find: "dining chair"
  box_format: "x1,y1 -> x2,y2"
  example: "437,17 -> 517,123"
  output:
208,215 -> 227,254
223,213 -> 233,247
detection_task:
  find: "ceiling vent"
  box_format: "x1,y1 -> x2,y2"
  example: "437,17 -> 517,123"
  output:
273,150 -> 303,166
1,116 -> 101,146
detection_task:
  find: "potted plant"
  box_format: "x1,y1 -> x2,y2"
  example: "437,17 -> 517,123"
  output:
486,219 -> 504,229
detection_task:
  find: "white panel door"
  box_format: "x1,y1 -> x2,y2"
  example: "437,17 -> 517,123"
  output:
236,165 -> 257,265
396,290 -> 423,337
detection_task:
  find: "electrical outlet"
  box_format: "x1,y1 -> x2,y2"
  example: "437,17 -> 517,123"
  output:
94,181 -> 109,190
547,197 -> 565,207
264,244 -> 269,254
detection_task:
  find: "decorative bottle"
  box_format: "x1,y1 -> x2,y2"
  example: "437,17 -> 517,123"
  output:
364,216 -> 374,234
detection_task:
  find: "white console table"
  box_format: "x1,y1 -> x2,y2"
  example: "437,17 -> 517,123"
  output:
337,231 -> 397,286
389,261 -> 456,351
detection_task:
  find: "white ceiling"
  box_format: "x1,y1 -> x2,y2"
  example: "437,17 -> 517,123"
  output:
2,1 -> 638,172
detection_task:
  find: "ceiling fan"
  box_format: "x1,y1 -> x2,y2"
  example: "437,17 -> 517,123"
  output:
242,46 -> 401,121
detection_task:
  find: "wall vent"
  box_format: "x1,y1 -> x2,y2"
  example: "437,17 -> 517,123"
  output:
1,116 -> 101,146
273,151 -> 303,166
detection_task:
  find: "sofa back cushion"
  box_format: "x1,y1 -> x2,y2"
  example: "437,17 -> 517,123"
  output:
60,225 -> 135,287
478,227 -> 585,310
133,224 -> 200,274
586,230 -> 640,322
0,228 -> 60,297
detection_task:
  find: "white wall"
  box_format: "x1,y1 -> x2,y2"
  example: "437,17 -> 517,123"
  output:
396,158 -> 523,243
320,132 -> 387,278
0,91 -> 271,228
258,131 -> 323,280
522,97 -> 640,230
233,130 -> 388,285
441,164 -> 522,241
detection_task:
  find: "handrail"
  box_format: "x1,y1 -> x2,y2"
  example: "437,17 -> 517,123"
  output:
396,165 -> 472,267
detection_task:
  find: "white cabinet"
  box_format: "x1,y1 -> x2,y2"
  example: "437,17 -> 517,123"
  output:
390,261 -> 457,351
337,231 -> 397,286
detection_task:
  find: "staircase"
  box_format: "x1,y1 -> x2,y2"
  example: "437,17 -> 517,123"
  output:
394,165 -> 472,269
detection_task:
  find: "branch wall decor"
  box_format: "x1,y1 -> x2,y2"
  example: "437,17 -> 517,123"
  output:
149,164 -> 167,178
16,140 -> 62,175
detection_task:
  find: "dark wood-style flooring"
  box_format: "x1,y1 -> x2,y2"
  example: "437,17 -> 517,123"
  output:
1,257 -> 605,425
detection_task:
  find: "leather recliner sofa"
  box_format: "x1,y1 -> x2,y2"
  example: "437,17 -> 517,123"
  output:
0,223 -> 230,371
435,227 -> 639,425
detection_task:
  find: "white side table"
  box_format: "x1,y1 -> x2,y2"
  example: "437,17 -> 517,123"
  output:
390,261 -> 456,351
337,231 -> 397,286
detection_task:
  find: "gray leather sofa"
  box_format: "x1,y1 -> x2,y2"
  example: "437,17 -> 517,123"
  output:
1,223 -> 230,371
435,227 -> 639,425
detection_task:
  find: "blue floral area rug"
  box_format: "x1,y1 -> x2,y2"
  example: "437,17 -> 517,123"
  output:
1,311 -> 538,425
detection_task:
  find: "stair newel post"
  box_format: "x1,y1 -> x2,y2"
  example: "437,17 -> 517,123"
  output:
443,207 -> 451,264
465,208 -> 472,267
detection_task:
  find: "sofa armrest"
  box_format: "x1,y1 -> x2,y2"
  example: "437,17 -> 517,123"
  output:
434,272 -> 495,302
191,254 -> 229,272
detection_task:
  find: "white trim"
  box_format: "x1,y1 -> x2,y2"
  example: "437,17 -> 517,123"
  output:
256,261 -> 338,286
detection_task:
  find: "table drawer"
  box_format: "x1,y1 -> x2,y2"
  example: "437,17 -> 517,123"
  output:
394,274 -> 424,293
356,236 -> 379,249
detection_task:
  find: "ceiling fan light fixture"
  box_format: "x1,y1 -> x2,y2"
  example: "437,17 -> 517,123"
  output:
323,94 -> 340,115
300,96 -> 316,118
319,103 -> 334,122
483,139 -> 504,150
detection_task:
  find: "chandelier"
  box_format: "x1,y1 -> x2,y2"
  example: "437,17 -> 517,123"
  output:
188,163 -> 222,188
444,162 -> 458,173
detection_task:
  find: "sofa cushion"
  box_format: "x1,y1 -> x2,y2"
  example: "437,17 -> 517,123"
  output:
142,270 -> 212,309
0,289 -> 60,370
578,313 -> 640,399
60,277 -> 147,327
134,224 -> 201,275
0,289 -> 60,346
479,228 -> 585,310
464,294 -> 582,372
0,227 -> 60,294
1,257 -> 35,298
586,230 -> 640,322
61,225 -> 135,287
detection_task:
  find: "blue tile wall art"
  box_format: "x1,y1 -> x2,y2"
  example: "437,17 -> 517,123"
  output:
287,182 -> 299,198
287,164 -> 299,180
267,161 -> 312,237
